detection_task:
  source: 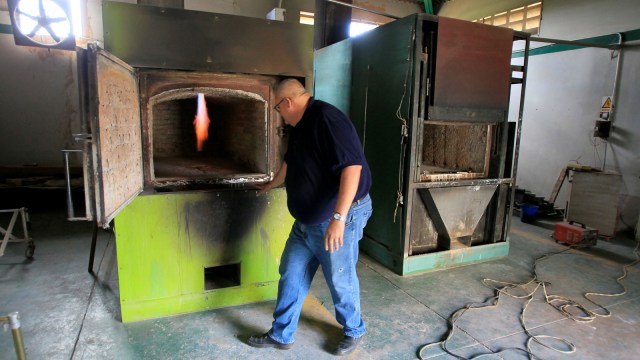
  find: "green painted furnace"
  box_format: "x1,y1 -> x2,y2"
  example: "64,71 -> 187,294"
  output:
114,189 -> 292,323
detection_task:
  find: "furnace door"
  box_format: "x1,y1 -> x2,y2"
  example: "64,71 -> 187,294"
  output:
85,44 -> 143,228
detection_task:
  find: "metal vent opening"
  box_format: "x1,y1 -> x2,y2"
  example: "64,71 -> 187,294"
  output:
204,263 -> 241,290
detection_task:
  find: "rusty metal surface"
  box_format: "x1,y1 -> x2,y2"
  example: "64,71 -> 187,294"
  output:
409,194 -> 438,255
432,17 -> 513,110
420,172 -> 485,182
415,178 -> 512,189
428,106 -> 506,122
88,45 -> 143,227
421,122 -> 490,176
102,1 -> 313,77
491,184 -> 510,243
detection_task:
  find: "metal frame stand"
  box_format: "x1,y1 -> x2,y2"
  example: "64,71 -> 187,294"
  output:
0,208 -> 34,259
62,150 -> 98,273
0,312 -> 27,360
88,220 -> 98,274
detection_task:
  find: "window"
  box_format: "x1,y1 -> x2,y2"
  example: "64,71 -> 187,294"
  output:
473,2 -> 541,34
300,11 -> 314,25
71,0 -> 82,36
297,11 -> 379,37
349,21 -> 378,37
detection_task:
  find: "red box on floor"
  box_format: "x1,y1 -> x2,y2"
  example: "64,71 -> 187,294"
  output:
553,222 -> 598,245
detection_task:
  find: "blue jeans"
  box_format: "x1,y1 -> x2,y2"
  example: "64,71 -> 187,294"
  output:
268,194 -> 372,344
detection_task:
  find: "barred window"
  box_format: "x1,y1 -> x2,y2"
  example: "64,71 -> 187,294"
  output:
473,2 -> 542,34
298,11 -> 380,38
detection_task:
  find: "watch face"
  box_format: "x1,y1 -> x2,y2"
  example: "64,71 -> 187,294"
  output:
332,212 -> 345,221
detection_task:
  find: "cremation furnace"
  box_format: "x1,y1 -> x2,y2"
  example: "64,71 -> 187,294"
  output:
75,2 -> 312,322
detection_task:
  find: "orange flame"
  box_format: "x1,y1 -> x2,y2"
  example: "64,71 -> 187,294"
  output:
193,93 -> 210,152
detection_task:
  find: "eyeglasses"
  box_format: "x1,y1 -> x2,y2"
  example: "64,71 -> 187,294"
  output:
273,98 -> 288,112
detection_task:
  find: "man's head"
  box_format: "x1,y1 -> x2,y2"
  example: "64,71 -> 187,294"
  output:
274,79 -> 311,127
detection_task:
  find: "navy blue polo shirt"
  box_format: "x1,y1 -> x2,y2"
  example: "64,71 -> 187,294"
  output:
284,98 -> 371,225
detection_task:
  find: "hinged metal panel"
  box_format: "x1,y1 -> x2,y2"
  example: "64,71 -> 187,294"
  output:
348,15 -> 419,257
433,17 -> 513,110
87,44 -> 144,228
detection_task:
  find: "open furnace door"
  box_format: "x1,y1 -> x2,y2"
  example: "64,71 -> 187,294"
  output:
86,44 -> 143,228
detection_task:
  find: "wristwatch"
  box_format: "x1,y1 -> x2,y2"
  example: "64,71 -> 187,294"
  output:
332,212 -> 346,222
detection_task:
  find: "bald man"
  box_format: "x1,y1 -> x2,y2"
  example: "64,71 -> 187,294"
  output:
247,79 -> 372,356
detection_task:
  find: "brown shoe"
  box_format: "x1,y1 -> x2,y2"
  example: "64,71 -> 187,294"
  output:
334,335 -> 363,356
247,333 -> 293,350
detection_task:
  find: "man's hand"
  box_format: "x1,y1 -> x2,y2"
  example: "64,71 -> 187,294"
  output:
257,163 -> 287,197
325,165 -> 361,252
256,182 -> 272,197
325,219 -> 346,253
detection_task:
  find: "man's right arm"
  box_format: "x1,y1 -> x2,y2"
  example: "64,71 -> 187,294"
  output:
256,162 -> 287,196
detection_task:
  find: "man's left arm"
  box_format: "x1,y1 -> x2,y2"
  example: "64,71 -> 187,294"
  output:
325,165 -> 362,253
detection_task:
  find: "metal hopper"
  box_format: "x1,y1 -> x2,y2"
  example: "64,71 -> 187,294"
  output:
418,185 -> 498,249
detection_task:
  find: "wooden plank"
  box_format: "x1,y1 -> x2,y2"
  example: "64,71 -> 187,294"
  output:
548,166 -> 567,204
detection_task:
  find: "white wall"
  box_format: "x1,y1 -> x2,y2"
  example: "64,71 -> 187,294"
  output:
442,0 -> 640,232
0,17 -> 80,166
541,0 -> 640,39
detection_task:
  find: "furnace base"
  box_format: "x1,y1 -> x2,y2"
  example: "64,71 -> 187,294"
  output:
360,235 -> 509,276
114,188 -> 292,323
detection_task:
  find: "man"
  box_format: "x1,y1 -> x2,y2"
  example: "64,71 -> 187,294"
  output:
247,78 -> 372,356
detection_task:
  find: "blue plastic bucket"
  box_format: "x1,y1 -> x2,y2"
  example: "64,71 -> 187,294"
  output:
520,204 -> 539,223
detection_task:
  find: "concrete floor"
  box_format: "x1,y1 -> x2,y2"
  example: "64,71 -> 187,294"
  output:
1,208 -> 639,359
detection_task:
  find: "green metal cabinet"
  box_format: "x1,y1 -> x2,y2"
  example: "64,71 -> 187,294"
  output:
315,14 -> 530,275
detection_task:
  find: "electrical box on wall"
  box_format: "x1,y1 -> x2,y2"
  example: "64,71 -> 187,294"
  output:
594,120 -> 611,139
594,96 -> 613,139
